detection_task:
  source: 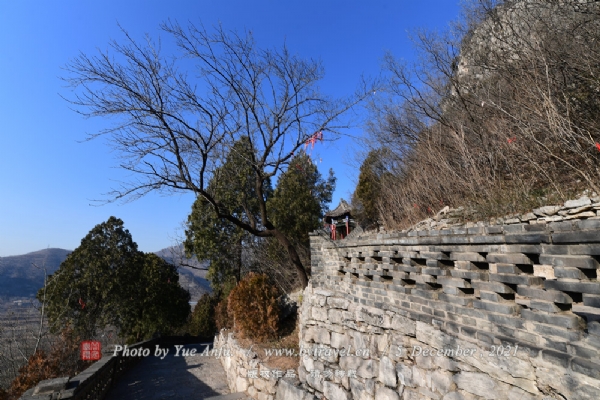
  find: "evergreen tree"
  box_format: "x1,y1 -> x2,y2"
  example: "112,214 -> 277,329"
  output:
39,217 -> 190,342
268,150 -> 335,248
185,137 -> 271,294
354,149 -> 387,227
185,147 -> 334,292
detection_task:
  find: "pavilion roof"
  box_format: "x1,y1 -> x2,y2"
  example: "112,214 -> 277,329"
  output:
325,199 -> 352,219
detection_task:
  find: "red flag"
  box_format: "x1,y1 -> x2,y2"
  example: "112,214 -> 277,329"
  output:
595,143 -> 600,152
78,298 -> 86,310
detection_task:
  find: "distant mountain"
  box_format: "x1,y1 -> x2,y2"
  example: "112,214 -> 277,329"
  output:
0,246 -> 211,303
153,245 -> 212,301
0,248 -> 70,299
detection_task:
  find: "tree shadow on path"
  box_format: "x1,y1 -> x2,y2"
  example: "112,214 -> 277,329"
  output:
104,343 -> 231,400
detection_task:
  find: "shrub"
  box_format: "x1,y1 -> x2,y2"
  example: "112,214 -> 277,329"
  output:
4,327 -> 89,399
214,299 -> 233,331
227,273 -> 280,341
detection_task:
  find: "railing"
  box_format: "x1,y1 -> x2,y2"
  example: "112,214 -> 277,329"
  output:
19,336 -> 209,400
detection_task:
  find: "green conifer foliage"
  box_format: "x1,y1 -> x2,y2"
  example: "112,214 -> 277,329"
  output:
39,217 -> 190,342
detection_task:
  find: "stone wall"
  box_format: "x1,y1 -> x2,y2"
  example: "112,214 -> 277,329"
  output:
215,331 -> 287,400
294,215 -> 600,399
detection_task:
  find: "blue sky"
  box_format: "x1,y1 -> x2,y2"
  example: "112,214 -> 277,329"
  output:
0,0 -> 461,257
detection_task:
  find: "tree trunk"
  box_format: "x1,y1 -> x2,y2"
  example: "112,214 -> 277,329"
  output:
272,229 -> 309,289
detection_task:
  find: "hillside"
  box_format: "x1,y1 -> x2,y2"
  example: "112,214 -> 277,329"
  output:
0,248 -> 69,299
0,247 -> 210,303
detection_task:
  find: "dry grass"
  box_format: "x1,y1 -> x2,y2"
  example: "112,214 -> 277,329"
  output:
363,0 -> 600,230
235,312 -> 300,371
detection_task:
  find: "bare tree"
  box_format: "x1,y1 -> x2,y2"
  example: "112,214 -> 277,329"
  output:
63,23 -> 372,288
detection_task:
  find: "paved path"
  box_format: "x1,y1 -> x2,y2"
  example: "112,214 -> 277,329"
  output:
105,343 -> 238,400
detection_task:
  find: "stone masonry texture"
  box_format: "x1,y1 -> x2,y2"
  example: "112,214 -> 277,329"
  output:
291,220 -> 600,400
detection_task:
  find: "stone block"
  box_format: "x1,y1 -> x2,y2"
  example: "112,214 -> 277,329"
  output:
236,376 -> 249,392
541,349 -> 571,369
576,219 -> 600,230
504,234 -> 550,244
378,356 -> 397,388
544,280 -> 600,295
411,366 -> 431,389
502,244 -> 541,253
306,326 -> 330,345
453,372 -> 498,399
564,211 -> 596,219
503,223 -> 524,232
521,309 -> 585,329
431,370 -> 454,395
339,356 -> 362,372
489,273 -> 542,286
375,386 -> 399,400
494,263 -> 518,274
257,392 -> 273,400
571,357 -> 600,381
327,297 -> 350,309
306,370 -> 323,392
483,225 -> 502,234
533,322 -> 582,342
570,244 -> 600,255
420,251 -> 450,260
552,231 -> 600,244
479,291 -> 505,302
517,285 -> 573,304
454,261 -> 477,270
533,264 -> 555,279
533,205 -> 561,216
554,267 -> 593,280
32,377 -> 69,395
565,197 -> 591,208
471,280 -> 515,294
396,363 -> 414,387
583,294 -> 600,308
357,359 -> 379,379
417,387 -> 442,399
330,332 -> 351,349
349,378 -> 374,400
248,386 -> 259,398
470,235 -> 505,244
569,343 -> 598,360
539,255 -> 599,269
588,321 -> 600,336
275,380 -> 313,400
391,314 -> 417,336
312,306 -> 329,322
529,300 -> 565,313
486,253 -> 533,264
473,300 -> 520,315
484,312 -> 525,329
298,365 -> 308,383
323,381 -> 350,400
437,276 -> 471,288
329,309 -> 344,324
572,304 -> 600,323
449,252 -> 485,262
438,294 -> 473,307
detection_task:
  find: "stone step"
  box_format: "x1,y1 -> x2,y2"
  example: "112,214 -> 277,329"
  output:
204,393 -> 251,400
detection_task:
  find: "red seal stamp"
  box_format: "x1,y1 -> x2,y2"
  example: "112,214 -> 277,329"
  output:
80,341 -> 102,361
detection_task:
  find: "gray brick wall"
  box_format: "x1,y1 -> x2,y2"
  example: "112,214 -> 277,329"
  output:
299,221 -> 600,399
